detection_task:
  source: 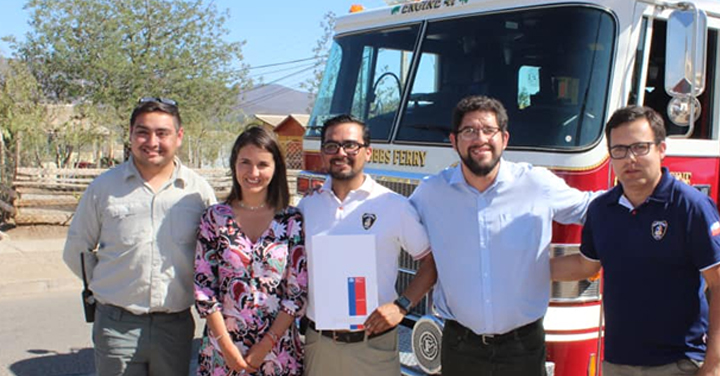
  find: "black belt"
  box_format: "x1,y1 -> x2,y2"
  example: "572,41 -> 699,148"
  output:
447,318 -> 543,345
308,320 -> 394,343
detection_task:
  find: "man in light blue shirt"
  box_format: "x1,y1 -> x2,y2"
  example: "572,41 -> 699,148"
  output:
410,95 -> 595,376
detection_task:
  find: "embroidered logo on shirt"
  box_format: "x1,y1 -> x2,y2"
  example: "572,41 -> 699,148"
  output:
651,220 -> 668,241
711,222 -> 720,237
362,213 -> 377,230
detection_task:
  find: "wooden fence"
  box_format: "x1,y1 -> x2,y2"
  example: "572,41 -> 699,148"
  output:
3,167 -> 298,225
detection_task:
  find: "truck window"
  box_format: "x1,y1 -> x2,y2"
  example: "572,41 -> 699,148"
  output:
306,24 -> 421,141
635,19 -> 717,139
395,6 -> 616,149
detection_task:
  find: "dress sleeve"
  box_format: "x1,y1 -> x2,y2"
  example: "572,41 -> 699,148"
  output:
194,206 -> 223,318
279,208 -> 308,317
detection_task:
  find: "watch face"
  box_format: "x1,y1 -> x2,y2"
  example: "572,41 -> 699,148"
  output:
396,296 -> 412,311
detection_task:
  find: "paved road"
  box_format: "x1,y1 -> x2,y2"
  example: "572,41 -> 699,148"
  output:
0,228 -> 418,376
0,290 -> 206,376
0,290 -> 94,376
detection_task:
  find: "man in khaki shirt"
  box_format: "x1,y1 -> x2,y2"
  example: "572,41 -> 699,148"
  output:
63,98 -> 216,376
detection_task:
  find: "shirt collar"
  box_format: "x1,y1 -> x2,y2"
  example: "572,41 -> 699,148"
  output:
610,167 -> 673,206
648,167 -> 674,203
122,156 -> 185,187
449,158 -> 510,193
321,174 -> 374,198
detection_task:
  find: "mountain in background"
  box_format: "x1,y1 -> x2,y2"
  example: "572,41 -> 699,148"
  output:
237,84 -> 314,117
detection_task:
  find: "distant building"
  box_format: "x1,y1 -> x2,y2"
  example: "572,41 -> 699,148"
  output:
253,114 -> 309,169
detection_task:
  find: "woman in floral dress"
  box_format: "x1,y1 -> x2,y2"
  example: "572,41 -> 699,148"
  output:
194,126 -> 307,376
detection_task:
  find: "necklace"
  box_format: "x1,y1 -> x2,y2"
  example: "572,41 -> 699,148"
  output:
237,201 -> 266,211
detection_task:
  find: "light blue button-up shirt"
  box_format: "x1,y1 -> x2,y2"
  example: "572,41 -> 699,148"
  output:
410,159 -> 595,335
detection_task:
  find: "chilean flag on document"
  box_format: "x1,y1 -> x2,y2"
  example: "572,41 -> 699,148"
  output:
308,234 -> 378,330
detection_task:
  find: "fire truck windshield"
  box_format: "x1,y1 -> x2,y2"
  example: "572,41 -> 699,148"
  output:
307,5 -> 616,151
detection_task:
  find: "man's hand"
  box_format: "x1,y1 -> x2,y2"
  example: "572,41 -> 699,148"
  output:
303,184 -> 323,197
696,361 -> 719,376
364,302 -> 405,336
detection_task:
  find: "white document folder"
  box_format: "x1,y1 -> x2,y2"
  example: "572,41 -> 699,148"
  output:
309,234 -> 379,330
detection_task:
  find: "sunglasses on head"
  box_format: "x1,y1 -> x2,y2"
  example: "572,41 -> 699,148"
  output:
137,97 -> 178,107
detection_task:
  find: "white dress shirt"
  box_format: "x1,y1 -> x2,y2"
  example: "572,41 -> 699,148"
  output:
410,160 -> 595,335
298,175 -> 430,323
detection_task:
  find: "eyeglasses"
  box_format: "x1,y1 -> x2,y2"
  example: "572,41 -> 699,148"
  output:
321,141 -> 367,155
608,142 -> 657,159
456,126 -> 501,141
137,97 -> 178,107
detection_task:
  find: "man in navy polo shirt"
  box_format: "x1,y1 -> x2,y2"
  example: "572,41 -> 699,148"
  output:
552,105 -> 720,375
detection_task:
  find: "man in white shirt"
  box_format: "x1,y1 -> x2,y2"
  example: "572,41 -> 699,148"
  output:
299,114 -> 436,376
63,98 -> 216,375
410,96 -> 596,376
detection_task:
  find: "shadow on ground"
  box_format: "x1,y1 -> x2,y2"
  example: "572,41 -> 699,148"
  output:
9,338 -> 202,376
9,348 -> 94,376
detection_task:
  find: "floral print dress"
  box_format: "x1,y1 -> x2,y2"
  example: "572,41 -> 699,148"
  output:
194,203 -> 307,376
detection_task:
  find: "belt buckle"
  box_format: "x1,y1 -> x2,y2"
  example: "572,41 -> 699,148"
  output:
481,334 -> 494,345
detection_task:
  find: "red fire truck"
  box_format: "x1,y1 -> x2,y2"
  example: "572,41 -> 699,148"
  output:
297,0 -> 719,374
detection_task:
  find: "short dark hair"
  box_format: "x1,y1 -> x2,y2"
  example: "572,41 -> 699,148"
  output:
130,100 -> 182,130
320,114 -> 370,146
227,126 -> 290,210
605,105 -> 666,146
451,95 -> 509,134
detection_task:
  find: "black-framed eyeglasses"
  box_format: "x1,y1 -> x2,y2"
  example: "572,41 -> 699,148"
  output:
321,141 -> 367,155
608,141 -> 657,159
137,97 -> 178,107
456,126 -> 501,140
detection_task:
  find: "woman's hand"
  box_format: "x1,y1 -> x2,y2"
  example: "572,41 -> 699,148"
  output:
245,336 -> 273,371
218,336 -> 257,373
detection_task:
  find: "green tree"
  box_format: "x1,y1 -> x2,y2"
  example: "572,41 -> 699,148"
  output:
300,11 -> 335,113
4,0 -> 251,167
0,57 -> 45,179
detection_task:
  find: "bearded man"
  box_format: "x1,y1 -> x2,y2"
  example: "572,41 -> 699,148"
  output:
409,95 -> 597,376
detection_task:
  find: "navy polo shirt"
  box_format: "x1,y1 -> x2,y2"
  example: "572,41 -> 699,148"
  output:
581,168 -> 720,366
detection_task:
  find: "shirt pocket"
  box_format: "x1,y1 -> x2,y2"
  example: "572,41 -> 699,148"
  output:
104,203 -> 149,246
170,204 -> 205,246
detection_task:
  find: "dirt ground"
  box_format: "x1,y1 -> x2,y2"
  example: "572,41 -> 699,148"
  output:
1,224 -> 69,240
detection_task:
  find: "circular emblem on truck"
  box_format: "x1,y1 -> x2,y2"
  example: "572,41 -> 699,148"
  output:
411,316 -> 444,375
419,331 -> 439,359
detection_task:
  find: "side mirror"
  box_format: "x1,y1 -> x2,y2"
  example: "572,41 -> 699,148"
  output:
665,6 -> 708,97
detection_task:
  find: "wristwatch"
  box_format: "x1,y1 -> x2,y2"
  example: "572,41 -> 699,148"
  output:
393,295 -> 412,314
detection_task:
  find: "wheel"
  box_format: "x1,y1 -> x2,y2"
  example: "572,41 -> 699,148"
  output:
411,315 -> 444,375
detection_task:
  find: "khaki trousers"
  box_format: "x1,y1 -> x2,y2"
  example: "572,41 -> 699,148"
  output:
603,359 -> 702,376
303,327 -> 400,376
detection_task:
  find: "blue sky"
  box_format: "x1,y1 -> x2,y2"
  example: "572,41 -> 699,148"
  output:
0,0 -> 387,90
